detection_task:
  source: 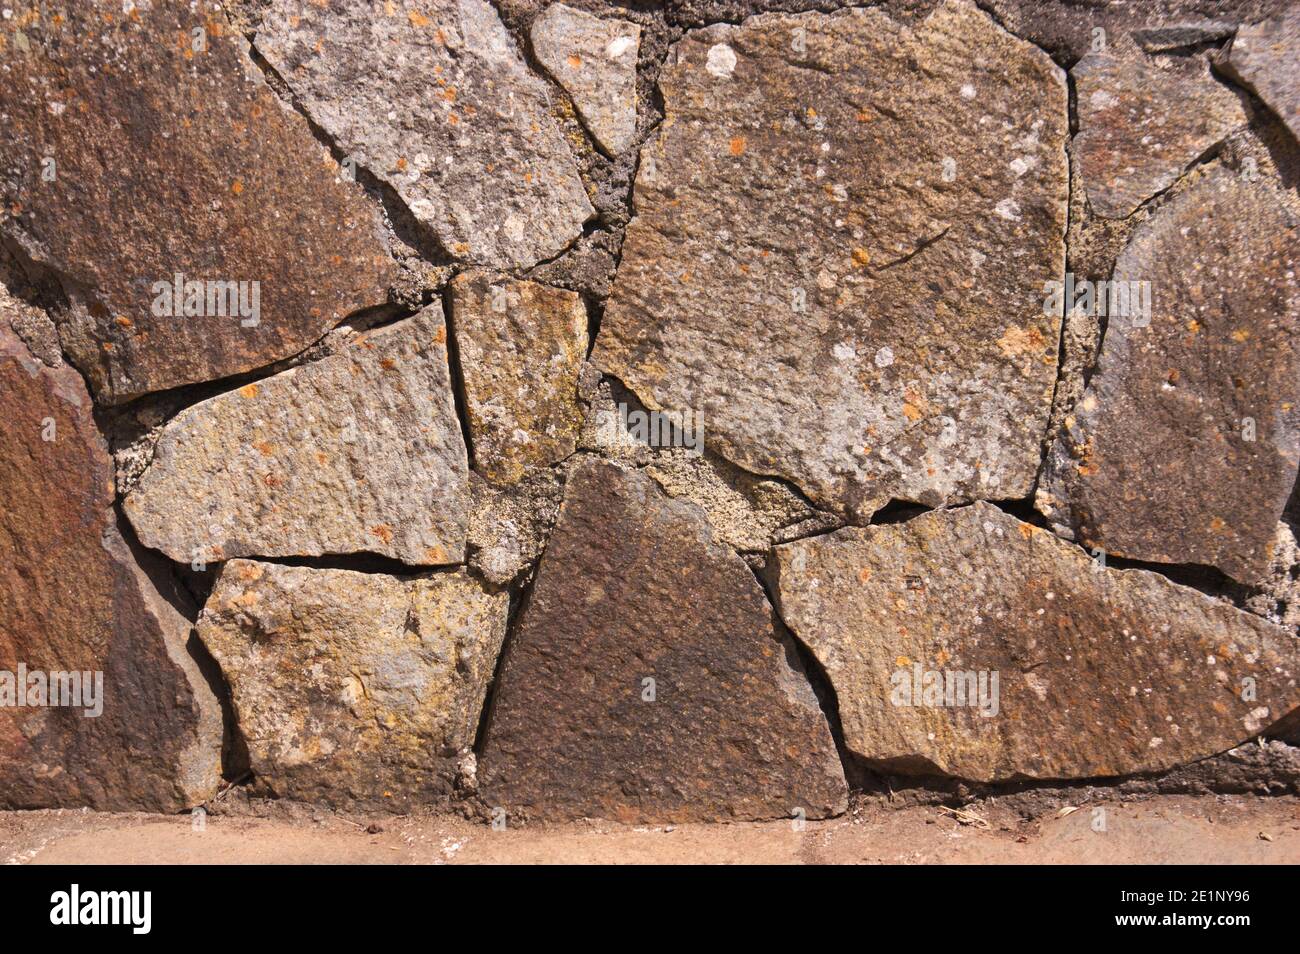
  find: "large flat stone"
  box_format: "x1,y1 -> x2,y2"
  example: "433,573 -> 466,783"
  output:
0,303 -> 222,810
1220,6 -> 1300,143
257,0 -> 593,269
1037,168 -> 1300,584
769,502 -> 1300,783
125,305 -> 468,566
531,3 -> 640,156
0,0 -> 396,402
1073,46 -> 1246,218
593,2 -> 1068,520
197,561 -> 507,810
449,272 -> 587,486
479,459 -> 847,824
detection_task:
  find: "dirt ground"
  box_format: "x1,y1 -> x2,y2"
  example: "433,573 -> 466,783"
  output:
1,794 -> 1297,864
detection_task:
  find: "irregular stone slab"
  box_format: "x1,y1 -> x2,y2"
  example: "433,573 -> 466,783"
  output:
197,561 -> 507,810
1073,46 -> 1247,218
125,305 -> 468,566
449,272 -> 587,485
769,502 -> 1300,782
0,308 -> 221,811
531,4 -> 641,155
1037,168 -> 1300,584
0,0 -> 396,403
1133,22 -> 1235,52
594,2 -> 1068,520
257,0 -> 593,269
1220,7 -> 1300,143
479,459 -> 847,823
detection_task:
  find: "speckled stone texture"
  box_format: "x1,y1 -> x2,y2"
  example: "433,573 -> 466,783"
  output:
0,0 -> 397,402
1037,168 -> 1300,584
197,561 -> 507,810
770,503 -> 1300,783
595,1 -> 1068,520
256,0 -> 593,269
125,305 -> 468,567
479,459 -> 847,824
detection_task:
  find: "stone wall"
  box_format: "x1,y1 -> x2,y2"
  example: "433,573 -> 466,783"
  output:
1,0 -> 1298,823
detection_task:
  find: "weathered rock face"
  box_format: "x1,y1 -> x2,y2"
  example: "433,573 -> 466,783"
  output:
1037,168 -> 1300,584
1073,47 -> 1247,218
531,3 -> 640,156
479,459 -> 847,823
256,0 -> 593,269
0,0 -> 396,403
449,272 -> 587,486
769,503 -> 1300,783
197,561 -> 507,810
0,309 -> 221,811
125,305 -> 468,567
594,2 -> 1068,520
1220,6 -> 1300,144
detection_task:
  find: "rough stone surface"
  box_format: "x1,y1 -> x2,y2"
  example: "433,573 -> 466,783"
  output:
1220,6 -> 1300,144
0,309 -> 221,811
467,467 -> 566,587
449,272 -> 587,485
594,2 -> 1068,520
1037,168 -> 1300,584
256,0 -> 593,269
769,502 -> 1300,783
1133,22 -> 1235,52
0,0 -> 396,402
981,0 -> 1277,64
197,561 -> 507,810
479,459 -> 847,823
1072,46 -> 1247,219
125,305 -> 468,567
531,4 -> 641,156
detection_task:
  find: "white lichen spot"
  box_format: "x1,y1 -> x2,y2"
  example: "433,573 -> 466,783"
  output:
606,35 -> 635,60
874,346 -> 895,369
941,156 -> 957,182
960,83 -> 976,99
994,198 -> 1021,221
1244,706 -> 1271,734
706,43 -> 737,79
832,341 -> 856,362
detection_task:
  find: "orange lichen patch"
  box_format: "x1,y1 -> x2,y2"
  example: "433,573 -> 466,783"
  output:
408,10 -> 431,28
433,325 -> 447,344
1167,369 -> 1180,385
902,402 -> 922,421
729,136 -> 746,156
1187,319 -> 1202,334
262,473 -> 283,488
1017,523 -> 1035,540
567,53 -> 583,69
314,452 -> 329,465
851,247 -> 871,267
935,648 -> 950,666
114,316 -> 133,329
238,383 -> 260,399
858,567 -> 872,582
997,324 -> 1047,359
895,655 -> 911,667
442,87 -> 456,103
395,157 -> 408,171
447,112 -> 460,125
1209,516 -> 1226,532
369,524 -> 395,544
102,341 -> 114,352
856,109 -> 874,122
380,357 -> 398,371
253,440 -> 275,457
425,545 -> 448,563
231,179 -> 244,195
1231,329 -> 1250,343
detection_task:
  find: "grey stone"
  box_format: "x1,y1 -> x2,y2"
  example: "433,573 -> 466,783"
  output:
531,4 -> 641,156
256,0 -> 593,269
125,305 -> 468,567
594,2 -> 1068,521
1220,6 -> 1300,143
769,502 -> 1300,782
197,561 -> 507,810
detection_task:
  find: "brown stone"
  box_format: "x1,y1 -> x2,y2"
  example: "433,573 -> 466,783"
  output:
594,2 -> 1068,519
197,561 -> 508,811
1073,46 -> 1246,219
1220,6 -> 1300,144
449,272 -> 587,486
0,304 -> 222,810
479,459 -> 847,824
0,0 -> 396,402
1037,167 -> 1300,584
769,503 -> 1300,782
